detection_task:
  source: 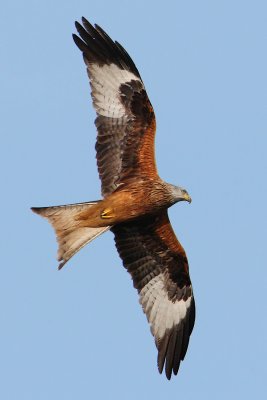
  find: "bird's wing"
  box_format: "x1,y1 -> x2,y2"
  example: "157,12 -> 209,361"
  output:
111,211 -> 195,379
73,18 -> 157,197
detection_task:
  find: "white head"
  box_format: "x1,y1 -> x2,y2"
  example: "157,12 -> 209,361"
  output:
168,184 -> 192,204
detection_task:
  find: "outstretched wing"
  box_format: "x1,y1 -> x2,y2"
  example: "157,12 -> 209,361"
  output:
73,18 -> 157,197
112,211 -> 195,379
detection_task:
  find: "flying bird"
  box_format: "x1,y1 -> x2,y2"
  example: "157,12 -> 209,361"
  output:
32,17 -> 195,379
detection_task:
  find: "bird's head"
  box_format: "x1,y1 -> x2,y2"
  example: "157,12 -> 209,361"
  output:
168,184 -> 192,204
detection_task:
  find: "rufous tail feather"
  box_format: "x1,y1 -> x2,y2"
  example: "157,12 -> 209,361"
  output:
31,202 -> 110,269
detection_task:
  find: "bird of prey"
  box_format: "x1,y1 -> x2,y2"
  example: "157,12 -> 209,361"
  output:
32,17 -> 195,379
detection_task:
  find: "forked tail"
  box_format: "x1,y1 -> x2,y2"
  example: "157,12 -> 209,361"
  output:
31,202 -> 110,269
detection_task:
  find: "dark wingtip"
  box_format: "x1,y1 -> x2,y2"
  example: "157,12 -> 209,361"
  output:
81,16 -> 93,29
81,16 -> 88,24
72,33 -> 87,53
165,370 -> 172,380
74,20 -> 81,30
157,356 -> 172,380
72,17 -> 141,79
72,33 -> 78,44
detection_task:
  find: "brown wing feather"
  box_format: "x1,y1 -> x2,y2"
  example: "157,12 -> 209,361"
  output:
73,18 -> 157,197
112,211 -> 195,379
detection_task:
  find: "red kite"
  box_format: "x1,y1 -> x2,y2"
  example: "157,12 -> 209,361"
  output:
32,18 -> 195,379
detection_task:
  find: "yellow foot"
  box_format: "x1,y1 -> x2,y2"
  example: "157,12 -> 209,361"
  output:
101,208 -> 115,219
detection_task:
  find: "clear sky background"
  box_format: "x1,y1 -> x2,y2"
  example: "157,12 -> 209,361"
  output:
1,1 -> 267,399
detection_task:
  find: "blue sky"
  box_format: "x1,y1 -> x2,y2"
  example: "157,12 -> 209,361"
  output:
1,0 -> 267,398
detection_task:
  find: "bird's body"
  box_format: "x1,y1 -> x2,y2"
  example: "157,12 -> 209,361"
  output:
32,18 -> 195,379
75,179 -> 190,227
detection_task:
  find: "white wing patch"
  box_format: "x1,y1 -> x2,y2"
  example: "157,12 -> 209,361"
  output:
139,273 -> 192,340
88,63 -> 142,118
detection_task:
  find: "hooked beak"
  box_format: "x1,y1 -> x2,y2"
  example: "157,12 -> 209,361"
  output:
183,192 -> 192,203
